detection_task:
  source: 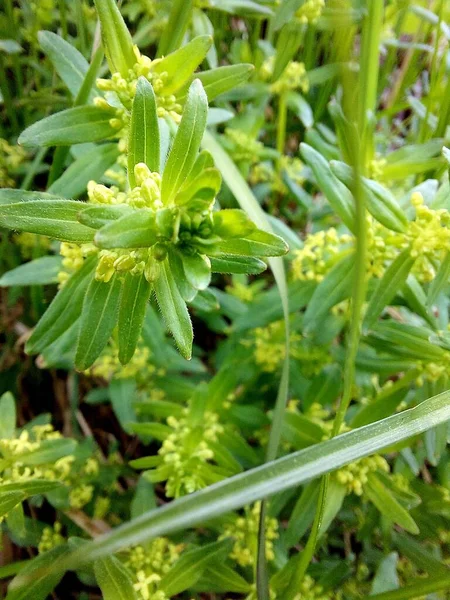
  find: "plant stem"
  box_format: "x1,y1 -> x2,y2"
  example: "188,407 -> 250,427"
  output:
0,53 -> 19,134
59,0 -> 68,40
286,3 -> 379,593
21,148 -> 48,191
420,0 -> 444,142
276,93 -> 287,162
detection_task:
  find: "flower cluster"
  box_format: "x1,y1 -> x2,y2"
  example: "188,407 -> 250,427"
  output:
95,45 -> 184,156
295,0 -> 326,24
38,522 -> 64,554
292,228 -> 352,282
86,338 -> 164,383
220,502 -> 278,567
336,455 -> 389,496
292,192 -> 450,284
0,138 -> 27,187
143,410 -> 224,497
261,57 -> 309,95
245,320 -> 330,376
223,128 -> 264,164
250,156 -> 305,195
124,539 -> 182,600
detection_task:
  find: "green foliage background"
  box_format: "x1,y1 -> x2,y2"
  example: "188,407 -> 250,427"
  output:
0,1 -> 449,599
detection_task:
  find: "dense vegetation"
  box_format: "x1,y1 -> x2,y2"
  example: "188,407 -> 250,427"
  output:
0,1 -> 449,599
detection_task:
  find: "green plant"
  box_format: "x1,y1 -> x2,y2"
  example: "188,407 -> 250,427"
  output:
0,1 -> 449,599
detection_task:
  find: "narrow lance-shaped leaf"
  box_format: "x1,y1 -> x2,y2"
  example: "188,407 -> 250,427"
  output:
300,143 -> 356,232
181,253 -> 211,291
21,389 -> 450,575
365,473 -> 419,534
26,256 -> 96,355
427,251 -> 450,307
161,79 -> 208,204
18,106 -> 117,148
94,555 -> 138,600
0,392 -> 16,439
128,77 -> 159,188
330,160 -> 408,233
185,64 -> 254,101
48,143 -> 119,199
0,256 -> 63,287
93,0 -> 135,77
118,273 -> 151,365
0,492 -> 24,520
160,540 -> 232,596
209,254 -> 267,275
0,198 -> 95,243
6,545 -> 70,600
303,252 -> 355,333
151,35 -> 212,95
157,0 -> 193,57
75,275 -> 123,370
363,248 -> 416,332
214,230 -> 288,257
38,31 -> 90,99
78,204 -> 133,230
154,259 -> 193,359
94,210 -> 158,249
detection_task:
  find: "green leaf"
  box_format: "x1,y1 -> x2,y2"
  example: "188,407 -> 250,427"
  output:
118,274 -> 151,364
17,439 -> 76,466
371,553 -> 399,595
363,249 -> 415,331
427,251 -> 450,307
157,0 -> 193,57
201,132 -> 290,591
109,379 -> 137,434
160,540 -> 231,596
75,275 -> 123,370
0,480 -> 63,496
197,562 -> 251,593
214,230 -> 288,257
32,389 -> 450,571
18,106 -> 117,147
48,143 -> 119,198
94,210 -> 158,248
365,473 -> 419,534
161,79 -> 208,204
131,477 -> 156,518
180,252 -> 211,290
94,555 -> 138,600
26,256 -> 96,355
6,545 -> 70,600
174,168 -> 221,206
154,259 -> 193,359
0,256 -> 62,287
303,253 -> 354,333
152,35 -> 212,95
330,160 -> 408,233
0,392 -> 16,439
78,204 -> 133,229
194,64 -> 254,101
0,492 -> 24,519
213,209 -> 256,238
0,199 -> 95,242
0,190 -> 59,204
128,78 -> 159,187
93,0 -> 135,77
6,503 -> 25,540
300,143 -> 355,232
369,574 -> 450,600
38,31 -> 91,99
209,254 -> 267,274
